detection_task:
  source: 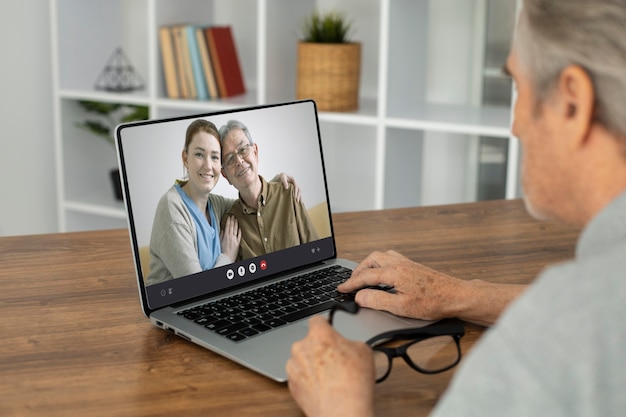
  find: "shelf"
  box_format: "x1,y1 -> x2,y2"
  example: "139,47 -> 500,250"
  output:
51,0 -> 518,231
315,98 -> 378,125
387,103 -> 511,137
154,90 -> 260,115
153,95 -> 380,126
483,66 -> 509,79
59,89 -> 151,106
65,200 -> 126,219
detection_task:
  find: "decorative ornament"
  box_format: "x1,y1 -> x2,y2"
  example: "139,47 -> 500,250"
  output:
95,48 -> 145,92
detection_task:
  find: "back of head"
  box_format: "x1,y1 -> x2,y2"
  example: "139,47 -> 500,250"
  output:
515,0 -> 626,149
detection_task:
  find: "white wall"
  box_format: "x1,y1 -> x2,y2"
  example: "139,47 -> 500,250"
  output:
0,0 -> 57,236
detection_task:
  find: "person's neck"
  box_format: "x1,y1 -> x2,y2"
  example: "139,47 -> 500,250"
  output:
239,177 -> 263,210
563,127 -> 626,228
182,182 -> 209,216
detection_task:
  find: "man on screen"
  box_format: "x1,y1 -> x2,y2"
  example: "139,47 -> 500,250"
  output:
219,120 -> 319,261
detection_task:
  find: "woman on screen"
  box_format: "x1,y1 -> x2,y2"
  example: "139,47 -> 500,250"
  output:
146,119 -> 239,286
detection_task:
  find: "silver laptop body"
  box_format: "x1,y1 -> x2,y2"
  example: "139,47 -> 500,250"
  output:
115,100 -> 429,382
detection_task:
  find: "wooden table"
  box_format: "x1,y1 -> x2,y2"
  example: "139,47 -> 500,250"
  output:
0,199 -> 580,417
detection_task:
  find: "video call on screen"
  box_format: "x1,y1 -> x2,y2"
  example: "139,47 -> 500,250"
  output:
117,101 -> 335,310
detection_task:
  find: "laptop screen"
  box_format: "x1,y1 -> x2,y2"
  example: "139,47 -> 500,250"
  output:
116,100 -> 336,313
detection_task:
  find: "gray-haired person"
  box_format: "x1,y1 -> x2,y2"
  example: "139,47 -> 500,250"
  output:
287,1 -> 626,415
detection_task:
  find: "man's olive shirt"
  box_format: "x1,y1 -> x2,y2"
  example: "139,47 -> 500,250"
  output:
222,176 -> 319,261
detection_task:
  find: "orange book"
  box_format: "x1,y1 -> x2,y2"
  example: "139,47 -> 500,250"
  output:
170,25 -> 190,99
196,27 -> 219,99
158,26 -> 179,98
205,26 -> 245,97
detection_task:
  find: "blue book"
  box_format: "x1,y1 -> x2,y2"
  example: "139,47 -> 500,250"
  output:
186,25 -> 209,100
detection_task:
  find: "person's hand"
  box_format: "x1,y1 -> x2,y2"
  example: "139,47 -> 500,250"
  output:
220,215 -> 241,262
272,172 -> 302,203
338,250 -> 467,321
287,315 -> 376,417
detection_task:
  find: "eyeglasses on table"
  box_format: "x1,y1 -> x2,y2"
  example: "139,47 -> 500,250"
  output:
328,302 -> 465,383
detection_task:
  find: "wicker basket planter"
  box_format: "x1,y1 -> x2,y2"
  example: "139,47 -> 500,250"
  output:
296,42 -> 361,112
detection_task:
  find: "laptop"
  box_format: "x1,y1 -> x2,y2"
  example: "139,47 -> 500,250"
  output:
115,99 -> 430,382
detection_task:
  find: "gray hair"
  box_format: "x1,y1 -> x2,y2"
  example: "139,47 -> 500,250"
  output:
218,120 -> 254,145
515,0 -> 626,144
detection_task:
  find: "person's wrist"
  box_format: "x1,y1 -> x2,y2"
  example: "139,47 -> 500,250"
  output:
320,397 -> 374,417
445,277 -> 479,320
452,278 -> 502,326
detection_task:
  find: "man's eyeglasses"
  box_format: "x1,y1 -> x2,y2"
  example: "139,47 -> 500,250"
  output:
328,302 -> 464,383
223,143 -> 252,168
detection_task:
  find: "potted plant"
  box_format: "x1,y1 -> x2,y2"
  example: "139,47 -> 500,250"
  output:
75,100 -> 149,200
296,11 -> 361,112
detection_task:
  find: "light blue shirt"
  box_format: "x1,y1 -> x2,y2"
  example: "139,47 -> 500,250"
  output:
174,183 -> 221,271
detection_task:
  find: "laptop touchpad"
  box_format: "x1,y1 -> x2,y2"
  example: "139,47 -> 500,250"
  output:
332,307 -> 430,342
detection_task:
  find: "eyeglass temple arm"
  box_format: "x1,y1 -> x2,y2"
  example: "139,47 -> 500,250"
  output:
336,301 -> 360,314
366,322 -> 465,346
328,301 -> 360,324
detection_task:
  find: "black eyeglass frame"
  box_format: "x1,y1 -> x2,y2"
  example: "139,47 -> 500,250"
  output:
366,323 -> 464,383
223,143 -> 253,168
328,302 -> 465,383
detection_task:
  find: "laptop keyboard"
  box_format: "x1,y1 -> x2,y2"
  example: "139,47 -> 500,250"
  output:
177,265 -> 354,342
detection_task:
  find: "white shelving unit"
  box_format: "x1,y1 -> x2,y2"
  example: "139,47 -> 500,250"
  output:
50,0 -> 518,232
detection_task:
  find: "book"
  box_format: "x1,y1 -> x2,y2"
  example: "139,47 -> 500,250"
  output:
158,26 -> 179,98
205,26 -> 246,97
172,25 -> 196,99
186,25 -> 208,100
179,25 -> 197,99
170,25 -> 190,99
195,27 -> 219,99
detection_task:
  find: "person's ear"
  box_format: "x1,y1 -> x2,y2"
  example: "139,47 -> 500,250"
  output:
182,149 -> 188,168
557,65 -> 595,148
221,167 -> 232,185
252,143 -> 259,159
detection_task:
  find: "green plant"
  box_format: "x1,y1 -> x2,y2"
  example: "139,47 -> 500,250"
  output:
75,100 -> 149,146
300,11 -> 353,43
